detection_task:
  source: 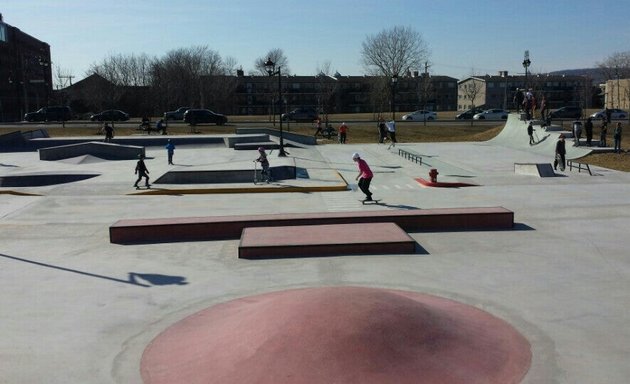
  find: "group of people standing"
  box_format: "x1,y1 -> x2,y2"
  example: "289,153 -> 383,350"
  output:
514,88 -> 546,120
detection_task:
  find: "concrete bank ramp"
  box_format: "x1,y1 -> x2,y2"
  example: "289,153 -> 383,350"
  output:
489,114 -> 592,159
39,141 -> 145,161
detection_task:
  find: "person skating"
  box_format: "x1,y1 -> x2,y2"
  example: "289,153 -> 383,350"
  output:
386,121 -> 397,149
256,147 -> 271,183
352,152 -> 373,201
554,134 -> 566,171
165,139 -> 175,165
103,123 -> 114,142
134,154 -> 150,188
527,121 -> 535,145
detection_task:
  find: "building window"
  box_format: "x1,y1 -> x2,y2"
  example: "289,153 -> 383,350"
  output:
0,24 -> 7,42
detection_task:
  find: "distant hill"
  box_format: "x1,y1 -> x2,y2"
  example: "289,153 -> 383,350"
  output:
549,68 -> 606,84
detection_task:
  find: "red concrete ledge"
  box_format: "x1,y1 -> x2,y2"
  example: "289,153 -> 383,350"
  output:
109,206 -> 514,244
415,177 -> 479,188
239,223 -> 415,259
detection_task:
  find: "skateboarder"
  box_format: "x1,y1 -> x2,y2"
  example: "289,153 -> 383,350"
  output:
103,123 -> 114,142
165,139 -> 175,165
256,147 -> 271,183
554,134 -> 566,171
352,152 -> 373,202
527,122 -> 535,145
134,154 -> 150,188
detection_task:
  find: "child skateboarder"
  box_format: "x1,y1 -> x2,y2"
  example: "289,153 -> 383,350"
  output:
352,152 -> 373,202
256,147 -> 271,183
134,154 -> 150,188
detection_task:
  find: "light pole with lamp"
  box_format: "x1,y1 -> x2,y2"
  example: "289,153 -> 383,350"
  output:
522,50 -> 531,90
391,74 -> 398,121
264,58 -> 287,157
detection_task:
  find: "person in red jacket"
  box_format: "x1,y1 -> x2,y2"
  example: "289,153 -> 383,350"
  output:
338,122 -> 348,143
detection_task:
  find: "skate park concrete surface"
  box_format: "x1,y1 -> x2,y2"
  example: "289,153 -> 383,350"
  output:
1,114 -> 630,383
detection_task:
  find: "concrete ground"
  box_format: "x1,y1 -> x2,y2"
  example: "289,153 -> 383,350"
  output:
1,115 -> 630,383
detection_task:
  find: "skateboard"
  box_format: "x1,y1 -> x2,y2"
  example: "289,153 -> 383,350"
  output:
135,185 -> 151,190
360,199 -> 382,205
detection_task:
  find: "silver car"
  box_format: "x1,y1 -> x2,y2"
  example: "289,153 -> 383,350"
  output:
473,109 -> 509,120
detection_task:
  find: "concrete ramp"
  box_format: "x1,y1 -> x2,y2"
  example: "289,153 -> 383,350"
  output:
489,114 -> 592,159
39,141 -> 145,161
514,163 -> 556,177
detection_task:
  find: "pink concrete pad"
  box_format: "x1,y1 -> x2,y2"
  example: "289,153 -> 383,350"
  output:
141,286 -> 531,384
238,222 -> 415,258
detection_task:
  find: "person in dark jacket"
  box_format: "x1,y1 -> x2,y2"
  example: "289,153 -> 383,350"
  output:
134,154 -> 150,188
584,117 -> 594,147
554,134 -> 566,171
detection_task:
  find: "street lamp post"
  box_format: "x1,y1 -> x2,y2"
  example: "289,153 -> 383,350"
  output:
264,58 -> 287,157
522,50 -> 531,90
391,74 -> 398,121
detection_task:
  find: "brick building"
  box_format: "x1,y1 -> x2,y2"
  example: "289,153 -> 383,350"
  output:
0,13 -> 52,122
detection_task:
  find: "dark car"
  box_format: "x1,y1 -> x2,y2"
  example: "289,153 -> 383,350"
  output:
90,109 -> 130,122
164,107 -> 191,120
24,106 -> 73,122
549,106 -> 582,119
456,107 -> 485,119
281,107 -> 318,122
183,109 -> 228,125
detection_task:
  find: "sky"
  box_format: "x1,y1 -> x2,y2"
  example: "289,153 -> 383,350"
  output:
3,0 -> 630,85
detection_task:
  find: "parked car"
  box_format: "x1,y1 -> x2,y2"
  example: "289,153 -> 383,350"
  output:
90,109 -> 130,122
472,109 -> 509,120
590,108 -> 627,120
183,109 -> 228,125
548,106 -> 582,119
24,106 -> 73,122
456,107 -> 485,120
401,110 -> 437,121
164,107 -> 191,120
281,108 -> 318,122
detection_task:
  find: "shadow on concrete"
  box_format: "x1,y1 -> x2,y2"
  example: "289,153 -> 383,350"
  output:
0,253 -> 187,288
128,272 -> 188,286
0,163 -> 19,167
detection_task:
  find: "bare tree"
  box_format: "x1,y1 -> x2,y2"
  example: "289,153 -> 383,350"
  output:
361,26 -> 429,119
597,51 -> 630,80
360,26 -> 429,78
254,48 -> 290,75
315,61 -> 338,123
460,76 -> 484,126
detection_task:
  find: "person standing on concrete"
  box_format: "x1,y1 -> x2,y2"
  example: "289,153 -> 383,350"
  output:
539,95 -> 548,120
134,154 -> 150,189
313,118 -> 323,137
554,134 -> 566,171
527,121 -> 535,145
165,139 -> 175,165
600,123 -> 608,147
338,122 -> 348,144
613,122 -> 623,153
513,89 -> 524,113
353,152 -> 373,202
103,123 -> 114,142
386,121 -> 397,149
256,147 -> 271,183
584,117 -> 594,147
378,118 -> 387,144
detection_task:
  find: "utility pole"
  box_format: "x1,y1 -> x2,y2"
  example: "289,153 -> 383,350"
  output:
59,75 -> 75,88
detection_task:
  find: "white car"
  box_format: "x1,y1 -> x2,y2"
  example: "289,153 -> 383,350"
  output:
472,109 -> 509,120
590,108 -> 628,120
401,110 -> 437,121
